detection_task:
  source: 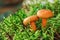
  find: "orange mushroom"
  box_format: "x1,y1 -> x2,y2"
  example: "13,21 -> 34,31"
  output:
37,9 -> 54,27
23,15 -> 38,31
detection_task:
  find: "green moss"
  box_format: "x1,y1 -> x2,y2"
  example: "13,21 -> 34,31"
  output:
0,0 -> 60,40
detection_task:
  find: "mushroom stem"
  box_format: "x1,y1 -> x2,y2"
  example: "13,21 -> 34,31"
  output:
42,19 -> 47,27
30,22 -> 37,31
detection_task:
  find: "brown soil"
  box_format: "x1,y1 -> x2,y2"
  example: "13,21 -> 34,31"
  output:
0,0 -> 23,14
54,32 -> 60,40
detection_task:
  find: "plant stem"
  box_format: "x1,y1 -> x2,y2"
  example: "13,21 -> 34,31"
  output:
42,19 -> 47,27
30,22 -> 37,31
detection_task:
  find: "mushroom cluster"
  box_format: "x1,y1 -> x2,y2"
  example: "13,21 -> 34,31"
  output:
23,9 -> 54,31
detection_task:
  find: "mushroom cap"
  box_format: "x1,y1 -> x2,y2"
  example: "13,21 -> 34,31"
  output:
37,9 -> 54,18
23,15 -> 38,26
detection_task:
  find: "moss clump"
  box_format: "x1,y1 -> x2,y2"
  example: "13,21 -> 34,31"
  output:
0,0 -> 60,40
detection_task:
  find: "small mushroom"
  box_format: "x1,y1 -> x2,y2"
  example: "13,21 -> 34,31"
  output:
23,15 -> 38,31
37,9 -> 54,27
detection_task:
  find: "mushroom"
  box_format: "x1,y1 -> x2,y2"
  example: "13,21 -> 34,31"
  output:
37,9 -> 54,27
23,15 -> 38,31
